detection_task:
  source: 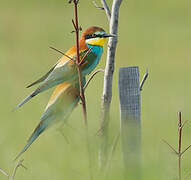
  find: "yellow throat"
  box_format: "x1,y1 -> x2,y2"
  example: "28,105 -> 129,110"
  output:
85,37 -> 106,47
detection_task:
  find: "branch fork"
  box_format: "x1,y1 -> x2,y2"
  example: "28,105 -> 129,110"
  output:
163,111 -> 191,180
0,159 -> 26,180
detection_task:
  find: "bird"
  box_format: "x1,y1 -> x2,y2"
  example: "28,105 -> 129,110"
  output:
14,26 -> 115,110
14,78 -> 86,160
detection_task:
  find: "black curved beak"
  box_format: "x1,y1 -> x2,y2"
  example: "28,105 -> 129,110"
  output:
102,33 -> 116,38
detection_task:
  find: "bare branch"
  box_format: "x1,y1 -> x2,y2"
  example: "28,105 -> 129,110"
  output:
182,120 -> 189,128
163,111 -> 191,180
70,5 -> 93,179
11,159 -> 27,180
181,144 -> 191,156
79,47 -> 93,66
140,68 -> 148,91
92,1 -> 104,10
50,46 -> 93,69
49,46 -> 74,61
72,19 -> 77,30
0,159 -> 26,180
84,69 -> 104,90
178,111 -> 182,180
0,168 -> 9,177
101,0 -> 111,21
162,139 -> 178,154
72,0 -> 88,125
104,132 -> 120,175
100,0 -> 123,168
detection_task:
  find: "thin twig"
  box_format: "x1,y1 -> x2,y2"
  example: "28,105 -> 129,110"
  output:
105,132 -> 120,175
84,69 -> 104,90
11,159 -> 27,180
0,168 -> 9,177
92,1 -> 104,10
163,111 -> 191,180
49,46 -> 74,61
72,19 -> 77,30
71,26 -> 82,33
0,159 -> 26,180
79,47 -> 93,66
182,120 -> 189,128
71,2 -> 93,180
162,139 -> 178,154
72,0 -> 87,125
49,46 -> 92,68
101,0 -> 111,21
140,68 -> 148,91
178,111 -> 182,180
181,144 -> 191,156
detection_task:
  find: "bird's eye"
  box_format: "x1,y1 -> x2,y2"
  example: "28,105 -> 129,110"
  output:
92,34 -> 96,38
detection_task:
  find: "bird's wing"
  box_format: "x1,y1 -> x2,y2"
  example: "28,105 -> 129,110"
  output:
38,58 -> 76,90
14,81 -> 81,160
26,63 -> 58,88
13,57 -> 75,110
32,43 -> 88,90
13,47 -> 88,111
41,47 -> 91,86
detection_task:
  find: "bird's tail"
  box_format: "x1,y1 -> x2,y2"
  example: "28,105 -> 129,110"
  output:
12,88 -> 41,111
14,115 -> 54,161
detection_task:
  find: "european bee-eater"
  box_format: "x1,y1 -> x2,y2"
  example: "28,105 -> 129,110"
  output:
14,26 -> 115,110
15,78 -> 85,160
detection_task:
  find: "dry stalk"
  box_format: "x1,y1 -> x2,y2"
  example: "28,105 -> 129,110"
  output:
140,68 -> 148,91
0,159 -> 26,180
163,111 -> 191,180
71,0 -> 87,125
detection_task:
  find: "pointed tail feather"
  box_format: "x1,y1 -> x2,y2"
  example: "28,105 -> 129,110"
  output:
12,88 -> 40,111
14,117 -> 49,161
26,78 -> 45,88
14,116 -> 54,161
14,140 -> 33,161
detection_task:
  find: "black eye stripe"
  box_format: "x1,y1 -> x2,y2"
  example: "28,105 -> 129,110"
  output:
85,34 -> 103,39
85,34 -> 92,39
96,34 -> 102,38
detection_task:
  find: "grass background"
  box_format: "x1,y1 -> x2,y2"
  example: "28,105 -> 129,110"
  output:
1,0 -> 191,179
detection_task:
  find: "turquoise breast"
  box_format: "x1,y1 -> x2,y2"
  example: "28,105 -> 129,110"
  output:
82,44 -> 103,76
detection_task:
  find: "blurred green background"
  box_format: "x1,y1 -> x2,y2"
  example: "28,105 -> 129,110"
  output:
1,0 -> 191,179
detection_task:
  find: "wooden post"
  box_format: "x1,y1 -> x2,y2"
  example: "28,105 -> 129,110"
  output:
118,66 -> 141,178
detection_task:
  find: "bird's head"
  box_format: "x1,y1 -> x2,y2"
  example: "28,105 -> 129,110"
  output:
81,26 -> 115,47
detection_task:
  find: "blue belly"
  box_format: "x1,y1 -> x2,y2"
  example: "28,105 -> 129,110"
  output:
82,44 -> 103,75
